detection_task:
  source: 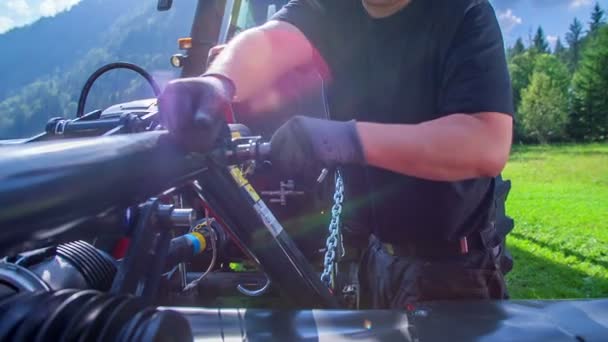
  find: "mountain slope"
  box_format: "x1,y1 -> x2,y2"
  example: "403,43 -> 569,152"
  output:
0,0 -> 126,100
0,0 -> 197,139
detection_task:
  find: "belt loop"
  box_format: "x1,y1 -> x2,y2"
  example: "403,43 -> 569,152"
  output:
459,237 -> 469,254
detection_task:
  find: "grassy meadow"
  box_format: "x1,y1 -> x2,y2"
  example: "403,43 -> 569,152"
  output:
502,143 -> 608,299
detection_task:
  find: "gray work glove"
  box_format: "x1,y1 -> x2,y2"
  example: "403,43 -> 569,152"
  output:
158,75 -> 235,152
270,116 -> 365,176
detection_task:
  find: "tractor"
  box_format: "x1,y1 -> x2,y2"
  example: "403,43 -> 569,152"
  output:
0,1 -> 605,341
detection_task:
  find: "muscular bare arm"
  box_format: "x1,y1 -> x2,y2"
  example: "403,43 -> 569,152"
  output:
206,21 -> 314,103
356,112 -> 513,181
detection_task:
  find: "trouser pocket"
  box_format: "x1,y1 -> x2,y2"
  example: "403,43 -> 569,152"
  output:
414,267 -> 506,302
361,239 -> 508,309
390,252 -> 508,308
359,238 -> 398,309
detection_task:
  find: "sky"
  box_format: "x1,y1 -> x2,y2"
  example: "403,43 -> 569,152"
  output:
490,0 -> 608,48
0,0 -> 80,34
0,0 -> 607,49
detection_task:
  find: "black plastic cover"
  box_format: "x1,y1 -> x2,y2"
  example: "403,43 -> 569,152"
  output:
171,299 -> 608,341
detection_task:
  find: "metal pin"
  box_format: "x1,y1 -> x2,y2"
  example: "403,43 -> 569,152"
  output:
317,168 -> 329,183
171,208 -> 196,228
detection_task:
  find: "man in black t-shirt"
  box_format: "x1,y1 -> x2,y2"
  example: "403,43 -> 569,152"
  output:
159,0 -> 514,308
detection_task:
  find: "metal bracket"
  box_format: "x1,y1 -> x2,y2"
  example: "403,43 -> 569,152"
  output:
110,198 -> 174,302
260,180 -> 305,206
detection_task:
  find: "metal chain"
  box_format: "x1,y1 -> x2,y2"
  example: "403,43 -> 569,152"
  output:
320,169 -> 344,288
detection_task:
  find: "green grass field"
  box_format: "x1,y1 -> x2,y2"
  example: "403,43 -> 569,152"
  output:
502,143 -> 608,299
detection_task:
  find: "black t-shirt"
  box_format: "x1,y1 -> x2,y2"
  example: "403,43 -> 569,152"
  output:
273,0 -> 514,243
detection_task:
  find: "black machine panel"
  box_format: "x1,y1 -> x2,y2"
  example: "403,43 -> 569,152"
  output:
173,299 -> 608,342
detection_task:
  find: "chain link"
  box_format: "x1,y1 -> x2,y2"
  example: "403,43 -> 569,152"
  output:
320,169 -> 344,288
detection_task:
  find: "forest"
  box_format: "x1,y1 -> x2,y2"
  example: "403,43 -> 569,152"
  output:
508,3 -> 608,143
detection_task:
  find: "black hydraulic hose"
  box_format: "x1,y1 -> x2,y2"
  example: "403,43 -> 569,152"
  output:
76,62 -> 161,118
0,290 -> 192,342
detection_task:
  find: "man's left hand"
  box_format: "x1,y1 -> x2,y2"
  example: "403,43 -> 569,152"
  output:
270,116 -> 365,176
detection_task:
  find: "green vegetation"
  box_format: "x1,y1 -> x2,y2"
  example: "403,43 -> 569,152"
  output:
532,27 -> 550,53
570,25 -> 608,141
504,143 -> 608,299
508,2 -> 608,143
518,55 -> 570,142
590,3 -> 606,37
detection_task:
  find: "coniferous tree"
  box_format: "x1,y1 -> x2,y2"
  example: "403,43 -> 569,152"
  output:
566,18 -> 584,71
508,38 -> 526,59
570,26 -> 608,141
553,37 -> 567,63
533,26 -> 549,53
589,2 -> 606,36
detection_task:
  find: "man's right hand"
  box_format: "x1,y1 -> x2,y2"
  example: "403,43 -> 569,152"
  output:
158,76 -> 235,152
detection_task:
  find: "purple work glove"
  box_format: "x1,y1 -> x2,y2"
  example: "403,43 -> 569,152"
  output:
270,116 -> 365,176
158,75 -> 235,152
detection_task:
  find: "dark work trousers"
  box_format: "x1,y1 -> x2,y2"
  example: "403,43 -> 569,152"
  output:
359,235 -> 508,309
